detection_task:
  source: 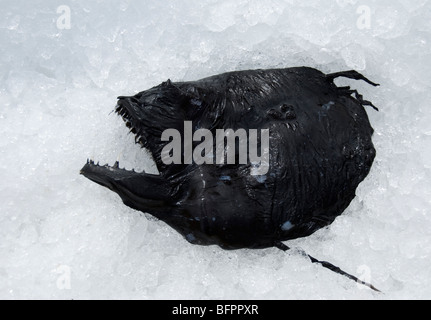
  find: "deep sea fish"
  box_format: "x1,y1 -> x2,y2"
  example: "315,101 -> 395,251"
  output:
81,67 -> 380,291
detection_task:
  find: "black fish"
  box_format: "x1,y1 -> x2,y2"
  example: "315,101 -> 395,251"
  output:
81,67 -> 380,291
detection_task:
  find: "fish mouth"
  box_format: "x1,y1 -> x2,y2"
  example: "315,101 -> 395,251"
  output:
81,93 -> 156,187
80,160 -> 141,191
81,92 -> 177,210
80,159 -> 171,211
115,96 -> 148,148
80,95 -> 163,206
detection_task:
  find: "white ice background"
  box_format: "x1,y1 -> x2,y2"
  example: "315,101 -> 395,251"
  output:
1,0 -> 431,299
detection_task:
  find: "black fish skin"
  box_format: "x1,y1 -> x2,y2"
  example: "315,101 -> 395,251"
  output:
81,67 -> 377,250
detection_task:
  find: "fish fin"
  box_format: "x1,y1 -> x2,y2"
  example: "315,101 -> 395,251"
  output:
327,70 -> 380,87
275,242 -> 382,293
333,77 -> 380,111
